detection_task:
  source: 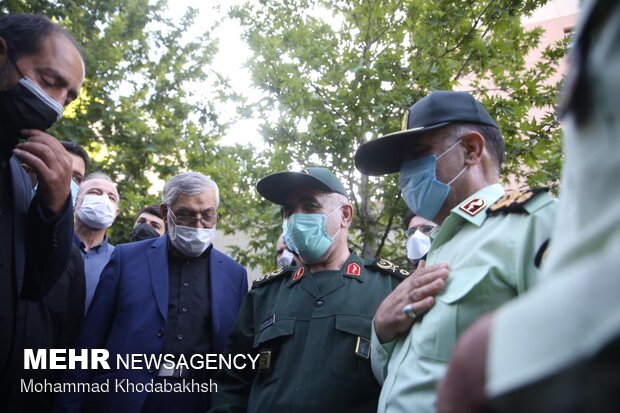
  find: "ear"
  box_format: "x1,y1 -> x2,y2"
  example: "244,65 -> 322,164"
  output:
341,203 -> 354,227
460,132 -> 485,166
160,204 -> 168,226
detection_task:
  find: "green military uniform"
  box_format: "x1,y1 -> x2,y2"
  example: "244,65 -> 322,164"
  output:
210,252 -> 406,413
487,1 -> 620,410
371,183 -> 557,413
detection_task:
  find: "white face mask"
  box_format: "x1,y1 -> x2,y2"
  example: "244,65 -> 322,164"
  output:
168,219 -> 215,258
277,248 -> 295,268
406,230 -> 432,261
77,194 -> 117,229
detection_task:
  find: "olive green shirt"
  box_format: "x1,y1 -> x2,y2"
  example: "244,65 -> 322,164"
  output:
372,184 -> 557,413
210,252 -> 403,413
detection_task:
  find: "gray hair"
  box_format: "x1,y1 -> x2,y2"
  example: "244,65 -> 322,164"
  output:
163,172 -> 220,207
84,172 -> 114,184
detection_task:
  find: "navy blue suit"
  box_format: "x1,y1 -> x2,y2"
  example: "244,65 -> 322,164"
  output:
56,235 -> 248,413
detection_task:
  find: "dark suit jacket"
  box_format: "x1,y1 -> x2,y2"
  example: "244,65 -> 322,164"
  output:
10,156 -> 75,299
0,156 -> 74,409
56,235 -> 248,413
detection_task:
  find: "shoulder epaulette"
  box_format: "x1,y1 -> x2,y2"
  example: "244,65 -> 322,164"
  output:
252,266 -> 292,289
366,258 -> 410,279
487,189 -> 547,216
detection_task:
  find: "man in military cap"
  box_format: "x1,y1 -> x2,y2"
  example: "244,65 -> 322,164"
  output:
438,1 -> 620,411
354,90 -> 557,412
210,167 -> 447,412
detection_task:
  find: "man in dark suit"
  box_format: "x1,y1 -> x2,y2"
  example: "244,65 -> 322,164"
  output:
57,171 -> 248,413
0,13 -> 85,410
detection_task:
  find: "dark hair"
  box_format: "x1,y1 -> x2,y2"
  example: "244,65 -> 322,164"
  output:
404,211 -> 416,230
61,140 -> 90,172
475,124 -> 504,172
0,13 -> 83,61
139,205 -> 163,220
446,123 -> 505,173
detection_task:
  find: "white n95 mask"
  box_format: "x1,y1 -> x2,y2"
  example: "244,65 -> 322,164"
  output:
406,230 -> 431,261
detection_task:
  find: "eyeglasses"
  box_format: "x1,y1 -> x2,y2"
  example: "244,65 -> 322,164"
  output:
168,208 -> 218,227
404,224 -> 435,238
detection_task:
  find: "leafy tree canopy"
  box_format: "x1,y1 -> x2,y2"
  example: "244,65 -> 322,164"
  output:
229,0 -> 567,270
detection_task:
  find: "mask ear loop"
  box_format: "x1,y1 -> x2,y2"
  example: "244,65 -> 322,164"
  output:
325,203 -> 345,241
437,138 -> 463,160
437,138 -> 469,186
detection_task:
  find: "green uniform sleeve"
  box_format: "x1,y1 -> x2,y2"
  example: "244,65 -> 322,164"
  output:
370,320 -> 396,384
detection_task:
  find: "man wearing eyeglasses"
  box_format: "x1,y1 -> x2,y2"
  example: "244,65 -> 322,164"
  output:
403,212 -> 436,269
58,172 -> 248,413
355,91 -> 558,412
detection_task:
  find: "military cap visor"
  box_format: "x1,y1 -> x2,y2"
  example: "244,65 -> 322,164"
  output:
355,91 -> 498,176
257,167 -> 348,205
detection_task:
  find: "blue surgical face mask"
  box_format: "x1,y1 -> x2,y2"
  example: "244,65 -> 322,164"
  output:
70,179 -> 79,208
284,205 -> 342,264
399,139 -> 467,221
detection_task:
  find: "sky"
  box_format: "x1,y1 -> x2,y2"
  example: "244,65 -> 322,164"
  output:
165,0 -> 262,148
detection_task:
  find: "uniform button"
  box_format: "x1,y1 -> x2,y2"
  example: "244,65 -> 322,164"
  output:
183,282 -> 189,287
157,328 -> 164,337
177,334 -> 183,340
315,299 -> 324,307
182,307 -> 188,313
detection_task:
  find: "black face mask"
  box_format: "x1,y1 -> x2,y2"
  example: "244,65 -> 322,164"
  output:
132,223 -> 161,242
0,76 -> 63,156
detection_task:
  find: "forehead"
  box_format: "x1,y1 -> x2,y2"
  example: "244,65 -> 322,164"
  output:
79,178 -> 117,196
408,215 -> 435,229
172,191 -> 217,209
19,32 -> 84,92
68,153 -> 85,175
137,212 -> 163,223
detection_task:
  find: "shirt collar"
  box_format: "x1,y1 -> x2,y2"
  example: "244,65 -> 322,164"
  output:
74,233 -> 111,252
450,183 -> 505,227
287,251 -> 363,287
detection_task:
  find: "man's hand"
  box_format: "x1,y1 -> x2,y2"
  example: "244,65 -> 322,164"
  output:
13,129 -> 72,214
374,260 -> 449,343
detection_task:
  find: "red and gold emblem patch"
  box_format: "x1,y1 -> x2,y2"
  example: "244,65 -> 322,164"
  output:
292,267 -> 305,281
459,198 -> 486,216
345,263 -> 361,277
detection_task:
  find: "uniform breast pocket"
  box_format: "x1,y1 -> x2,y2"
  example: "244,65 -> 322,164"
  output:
252,319 -> 295,384
330,315 -> 376,383
415,266 -> 492,362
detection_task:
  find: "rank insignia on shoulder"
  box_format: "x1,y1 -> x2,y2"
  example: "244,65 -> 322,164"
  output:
460,198 -> 486,216
252,266 -> 291,289
367,258 -> 410,279
354,336 -> 371,359
487,189 -> 545,216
